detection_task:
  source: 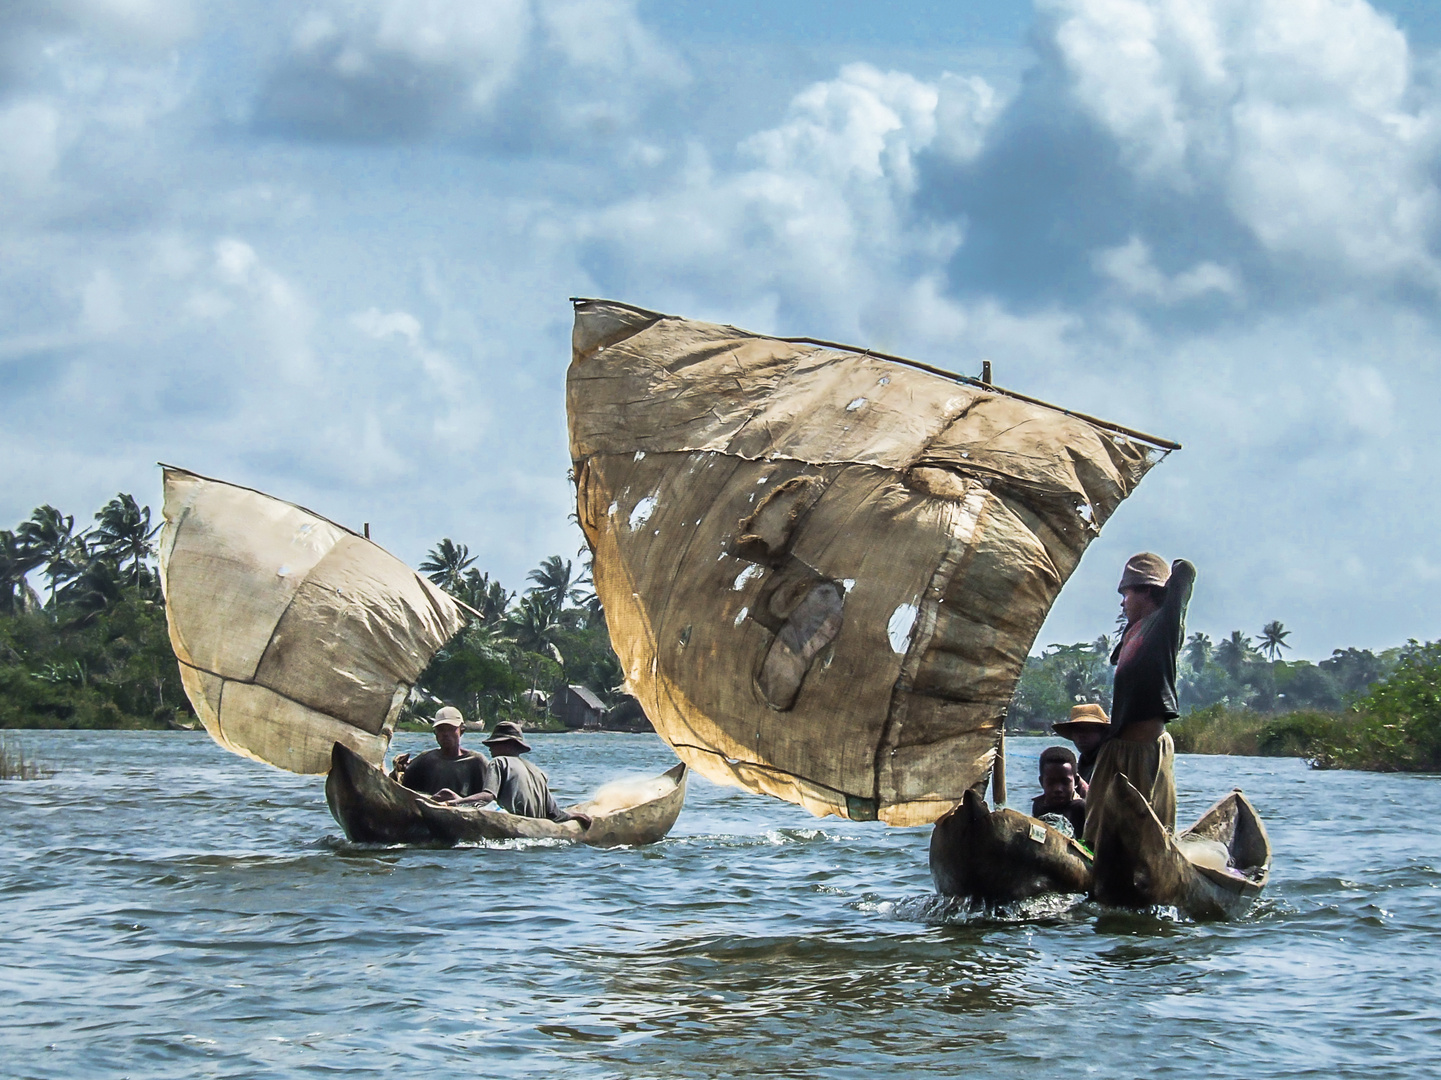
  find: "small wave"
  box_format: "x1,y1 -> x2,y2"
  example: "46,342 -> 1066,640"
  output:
867,891 -> 1090,926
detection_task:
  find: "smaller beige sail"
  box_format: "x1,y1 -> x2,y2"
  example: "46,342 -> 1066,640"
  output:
158,467 -> 468,774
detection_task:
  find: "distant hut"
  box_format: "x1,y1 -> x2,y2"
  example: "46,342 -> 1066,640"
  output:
521,688 -> 549,714
553,684 -> 606,730
602,694 -> 654,733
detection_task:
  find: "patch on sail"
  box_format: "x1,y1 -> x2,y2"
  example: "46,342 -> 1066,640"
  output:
730,475 -> 826,564
756,581 -> 844,710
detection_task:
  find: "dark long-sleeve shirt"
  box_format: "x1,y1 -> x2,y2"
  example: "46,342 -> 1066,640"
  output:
1109,559 -> 1195,733
400,749 -> 492,797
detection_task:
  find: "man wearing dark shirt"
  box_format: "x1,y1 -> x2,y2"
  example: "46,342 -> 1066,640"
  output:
393,707 -> 492,804
1083,553 -> 1195,845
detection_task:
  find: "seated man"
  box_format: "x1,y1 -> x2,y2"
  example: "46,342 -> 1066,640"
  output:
480,721 -> 591,829
392,706 -> 493,804
1031,745 -> 1087,839
1051,702 -> 1110,798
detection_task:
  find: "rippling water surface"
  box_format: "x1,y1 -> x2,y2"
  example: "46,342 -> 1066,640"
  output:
2,731 -> 1440,1078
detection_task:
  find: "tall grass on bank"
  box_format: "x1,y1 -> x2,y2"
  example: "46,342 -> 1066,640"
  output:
1170,706 -> 1358,761
1172,642 -> 1441,772
0,736 -> 52,780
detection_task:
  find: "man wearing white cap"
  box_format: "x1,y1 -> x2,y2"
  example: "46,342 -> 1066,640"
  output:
392,706 -> 493,804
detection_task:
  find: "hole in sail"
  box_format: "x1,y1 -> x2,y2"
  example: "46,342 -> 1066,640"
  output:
679,625 -> 692,647
629,495 -> 658,530
756,582 -> 844,711
734,606 -> 749,627
733,565 -> 764,591
845,397 -> 867,411
888,603 -> 919,655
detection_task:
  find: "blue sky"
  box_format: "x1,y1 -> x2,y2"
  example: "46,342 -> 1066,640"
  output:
3,0 -> 1441,659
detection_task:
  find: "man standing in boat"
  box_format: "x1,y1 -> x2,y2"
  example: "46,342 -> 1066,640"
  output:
1083,553 -> 1195,845
478,721 -> 592,830
392,706 -> 493,804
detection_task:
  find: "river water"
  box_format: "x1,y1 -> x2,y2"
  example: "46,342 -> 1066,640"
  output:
1,731 -> 1438,1079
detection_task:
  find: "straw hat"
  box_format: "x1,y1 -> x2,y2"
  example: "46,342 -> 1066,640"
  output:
1118,552 -> 1169,592
1052,702 -> 1110,737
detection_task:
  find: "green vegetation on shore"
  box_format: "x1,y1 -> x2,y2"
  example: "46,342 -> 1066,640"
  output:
1,498 -> 189,730
0,496 -> 625,733
1170,641 -> 1441,771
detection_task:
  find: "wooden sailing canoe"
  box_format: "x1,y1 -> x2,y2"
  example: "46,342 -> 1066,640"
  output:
324,743 -> 688,848
567,299 -> 1177,826
929,788 -> 1093,903
1090,774 -> 1271,919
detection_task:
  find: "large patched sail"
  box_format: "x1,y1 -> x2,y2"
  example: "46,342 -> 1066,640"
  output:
567,300 -> 1177,826
158,467 -> 468,774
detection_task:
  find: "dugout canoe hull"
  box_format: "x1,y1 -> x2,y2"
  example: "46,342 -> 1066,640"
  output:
324,742 -> 687,848
929,788 -> 1094,903
1090,775 -> 1271,919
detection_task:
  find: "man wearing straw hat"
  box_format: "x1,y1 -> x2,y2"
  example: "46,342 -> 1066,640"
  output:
1052,703 -> 1110,797
1083,552 -> 1196,846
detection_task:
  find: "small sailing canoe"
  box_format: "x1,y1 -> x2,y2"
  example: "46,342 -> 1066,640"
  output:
324,743 -> 688,848
929,788 -> 1093,903
1090,774 -> 1271,919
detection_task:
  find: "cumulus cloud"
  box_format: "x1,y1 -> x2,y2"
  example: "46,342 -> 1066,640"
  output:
3,0 -> 1441,655
1093,235 -> 1240,303
255,0 -> 686,148
1044,0 -> 1441,287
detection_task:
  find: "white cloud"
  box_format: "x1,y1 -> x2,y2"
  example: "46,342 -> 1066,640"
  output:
258,0 -> 685,145
1046,0 -> 1441,285
1093,235 -> 1240,303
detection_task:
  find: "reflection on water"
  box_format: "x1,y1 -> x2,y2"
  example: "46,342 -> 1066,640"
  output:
2,731 -> 1441,1078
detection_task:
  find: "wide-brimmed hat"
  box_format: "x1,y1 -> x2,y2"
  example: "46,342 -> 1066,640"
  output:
483,720 -> 532,752
1118,552 -> 1170,593
1052,702 -> 1110,737
431,706 -> 464,729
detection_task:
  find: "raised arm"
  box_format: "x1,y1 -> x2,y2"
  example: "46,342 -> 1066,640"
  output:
1161,559 -> 1196,651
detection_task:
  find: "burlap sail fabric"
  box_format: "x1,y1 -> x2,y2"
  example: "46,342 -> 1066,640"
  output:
158,468 -> 468,775
567,299 -> 1173,826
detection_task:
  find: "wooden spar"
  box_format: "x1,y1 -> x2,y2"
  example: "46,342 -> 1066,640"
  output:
991,731 -> 1007,807
566,298 -> 1180,452
776,336 -> 1181,451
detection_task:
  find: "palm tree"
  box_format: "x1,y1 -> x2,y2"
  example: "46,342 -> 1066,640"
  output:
506,592 -> 564,657
1258,620 -> 1291,662
91,494 -> 160,589
15,505 -> 84,607
1215,631 -> 1256,681
458,568 -> 513,624
0,530 -> 43,616
1185,632 -> 1212,671
420,538 -> 476,596
527,555 -> 578,614
62,557 -> 125,620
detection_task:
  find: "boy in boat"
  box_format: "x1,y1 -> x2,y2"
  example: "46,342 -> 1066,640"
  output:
1031,746 -> 1087,838
1051,703 -> 1111,797
477,721 -> 592,829
1083,553 -> 1196,846
391,706 -> 493,805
